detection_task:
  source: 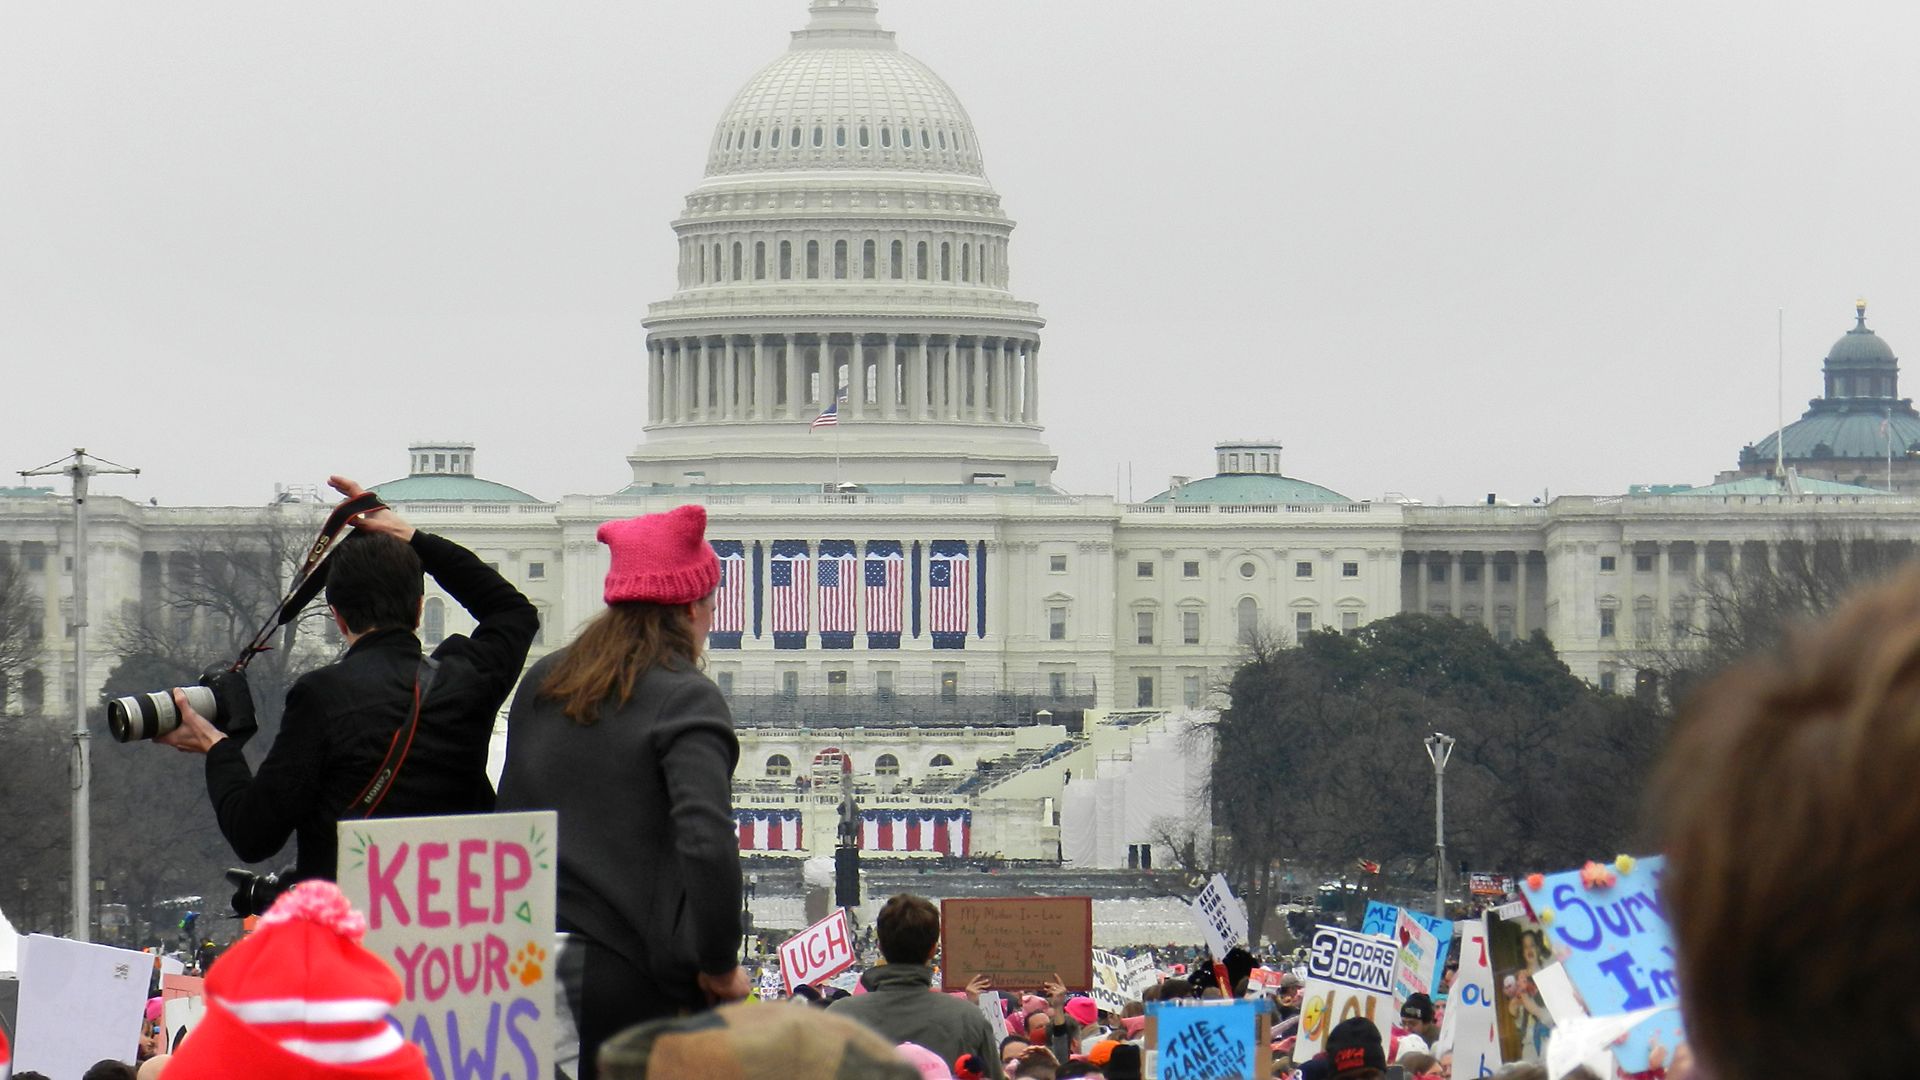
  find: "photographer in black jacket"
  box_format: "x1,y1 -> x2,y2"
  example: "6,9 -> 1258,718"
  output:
156,475 -> 539,884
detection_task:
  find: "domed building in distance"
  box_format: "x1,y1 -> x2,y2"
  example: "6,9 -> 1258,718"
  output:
1724,301 -> 1920,492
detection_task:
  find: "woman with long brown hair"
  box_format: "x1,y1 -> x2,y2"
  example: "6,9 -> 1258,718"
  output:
498,505 -> 747,1076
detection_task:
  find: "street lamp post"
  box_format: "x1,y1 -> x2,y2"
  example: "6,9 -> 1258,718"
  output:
1424,732 -> 1456,916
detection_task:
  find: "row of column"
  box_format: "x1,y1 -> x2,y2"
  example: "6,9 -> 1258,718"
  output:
1408,550 -> 1536,637
646,333 -> 1040,427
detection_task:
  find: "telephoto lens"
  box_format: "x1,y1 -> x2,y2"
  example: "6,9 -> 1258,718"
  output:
107,685 -> 219,742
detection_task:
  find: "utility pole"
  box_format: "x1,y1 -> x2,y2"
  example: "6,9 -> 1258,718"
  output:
1423,732 -> 1455,918
21,449 -> 139,942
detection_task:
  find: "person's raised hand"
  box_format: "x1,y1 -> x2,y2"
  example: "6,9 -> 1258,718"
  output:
697,966 -> 752,1005
966,972 -> 993,1003
1042,974 -> 1067,1006
156,688 -> 227,755
328,475 -> 414,542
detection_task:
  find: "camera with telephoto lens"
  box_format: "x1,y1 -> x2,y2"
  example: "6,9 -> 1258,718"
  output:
224,867 -> 290,918
106,665 -> 258,744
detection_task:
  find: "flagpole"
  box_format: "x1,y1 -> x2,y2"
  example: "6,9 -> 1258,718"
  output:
1776,308 -> 1786,479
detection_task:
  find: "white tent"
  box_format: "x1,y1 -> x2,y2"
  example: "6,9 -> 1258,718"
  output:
0,902 -> 19,974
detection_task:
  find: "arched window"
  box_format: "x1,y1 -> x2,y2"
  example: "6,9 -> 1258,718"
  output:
751,129 -> 761,149
929,753 -> 955,768
731,241 -> 743,281
940,242 -> 952,280
938,130 -> 948,149
901,126 -> 912,149
921,128 -> 931,148
833,239 -> 848,279
862,240 -> 876,279
916,241 -> 929,279
771,126 -> 781,149
1237,598 -> 1260,645
754,241 -> 767,279
858,125 -> 870,148
812,126 -> 824,148
874,753 -> 899,777
712,244 -> 722,282
697,244 -> 706,282
890,240 -> 904,279
22,669 -> 42,714
806,240 -> 821,279
791,125 -> 802,147
779,240 -> 793,279
835,125 -> 846,147
423,597 -> 445,645
880,126 -> 892,148
961,244 -> 971,282
766,754 -> 792,778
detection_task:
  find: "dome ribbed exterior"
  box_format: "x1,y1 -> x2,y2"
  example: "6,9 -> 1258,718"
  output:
706,47 -> 986,179
1826,322 -> 1897,367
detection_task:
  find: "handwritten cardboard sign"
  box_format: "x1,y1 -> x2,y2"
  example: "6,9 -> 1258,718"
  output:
161,973 -> 207,1052
1191,874 -> 1249,959
1295,925 -> 1396,1060
779,908 -> 855,993
1443,921 -> 1502,1078
1361,900 -> 1453,990
13,935 -> 151,1079
1519,856 -> 1686,1074
1391,909 -> 1440,1005
940,897 -> 1093,991
1148,999 -> 1270,1080
339,811 -> 557,1080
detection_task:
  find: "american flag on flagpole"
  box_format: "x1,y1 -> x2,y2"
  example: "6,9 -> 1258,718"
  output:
770,541 -> 811,646
810,389 -> 847,429
928,540 -> 971,647
864,541 -> 905,644
818,540 -> 858,644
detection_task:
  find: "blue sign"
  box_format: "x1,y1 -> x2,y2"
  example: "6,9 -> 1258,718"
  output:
1150,1000 -> 1266,1080
1519,856 -> 1686,1073
1360,901 -> 1453,990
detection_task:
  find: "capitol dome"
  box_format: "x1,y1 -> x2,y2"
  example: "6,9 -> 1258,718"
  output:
705,1 -> 986,180
1824,302 -> 1898,368
632,0 -> 1054,491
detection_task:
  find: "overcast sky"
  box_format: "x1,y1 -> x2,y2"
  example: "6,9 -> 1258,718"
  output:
6,1 -> 1918,507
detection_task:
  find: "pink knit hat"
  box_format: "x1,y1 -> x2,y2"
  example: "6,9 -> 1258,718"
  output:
598,505 -> 720,605
164,881 -> 427,1080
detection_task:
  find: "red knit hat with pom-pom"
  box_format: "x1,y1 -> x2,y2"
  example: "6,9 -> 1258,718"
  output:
165,881 -> 428,1080
598,505 -> 720,605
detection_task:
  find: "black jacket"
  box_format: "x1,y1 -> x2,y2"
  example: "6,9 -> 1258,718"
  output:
203,530 -> 539,881
497,655 -> 742,1003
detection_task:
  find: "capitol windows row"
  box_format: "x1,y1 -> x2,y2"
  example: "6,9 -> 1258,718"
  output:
687,236 -> 1004,288
715,121 -> 971,160
1132,557 -> 1365,580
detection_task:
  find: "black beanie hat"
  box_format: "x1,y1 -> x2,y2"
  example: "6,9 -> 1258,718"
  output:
1325,1016 -> 1386,1077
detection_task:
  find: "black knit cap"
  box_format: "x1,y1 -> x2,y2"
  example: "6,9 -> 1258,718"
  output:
1325,1016 -> 1385,1077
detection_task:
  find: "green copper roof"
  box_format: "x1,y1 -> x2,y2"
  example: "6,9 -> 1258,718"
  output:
615,481 -> 1064,497
373,475 -> 543,503
1746,409 -> 1920,463
1146,474 -> 1351,505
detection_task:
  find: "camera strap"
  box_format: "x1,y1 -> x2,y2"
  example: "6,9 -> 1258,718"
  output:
350,655 -> 440,818
232,490 -> 388,672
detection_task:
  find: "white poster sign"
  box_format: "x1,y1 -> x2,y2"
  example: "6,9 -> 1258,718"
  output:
14,935 -> 151,1079
778,908 -> 856,993
1442,922 -> 1502,1078
1190,874 -> 1249,960
1295,925 -> 1397,1060
339,811 -> 557,1080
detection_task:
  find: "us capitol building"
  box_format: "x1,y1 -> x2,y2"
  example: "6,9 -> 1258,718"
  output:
9,1 -> 1920,870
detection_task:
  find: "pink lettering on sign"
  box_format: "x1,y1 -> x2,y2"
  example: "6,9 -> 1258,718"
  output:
418,842 -> 451,928
494,843 -> 532,921
368,842 -> 412,929
457,839 -> 488,926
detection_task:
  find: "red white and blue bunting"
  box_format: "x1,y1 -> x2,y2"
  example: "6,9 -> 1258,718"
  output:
859,809 -> 971,854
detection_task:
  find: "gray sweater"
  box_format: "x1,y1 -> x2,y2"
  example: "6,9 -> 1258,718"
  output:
497,653 -> 742,1001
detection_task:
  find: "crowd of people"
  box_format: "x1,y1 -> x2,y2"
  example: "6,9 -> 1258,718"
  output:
26,492 -> 1920,1079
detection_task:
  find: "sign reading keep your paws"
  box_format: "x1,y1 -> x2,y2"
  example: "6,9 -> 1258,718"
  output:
339,810 -> 558,1080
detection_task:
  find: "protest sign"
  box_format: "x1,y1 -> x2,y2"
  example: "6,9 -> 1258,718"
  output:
1484,900 -> 1552,1063
1091,950 -> 1128,1012
161,973 -> 206,1052
13,934 -> 151,1079
1361,900 -> 1452,990
1123,953 -> 1159,1000
978,989 -> 1006,1030
1470,873 -> 1513,898
940,897 -> 1093,991
1191,874 -> 1249,960
1295,924 -> 1397,1060
1148,999 -> 1270,1080
1390,909 -> 1440,1005
1520,856 -> 1687,1074
778,908 -> 855,993
1441,921 -> 1502,1078
339,811 -> 557,1080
